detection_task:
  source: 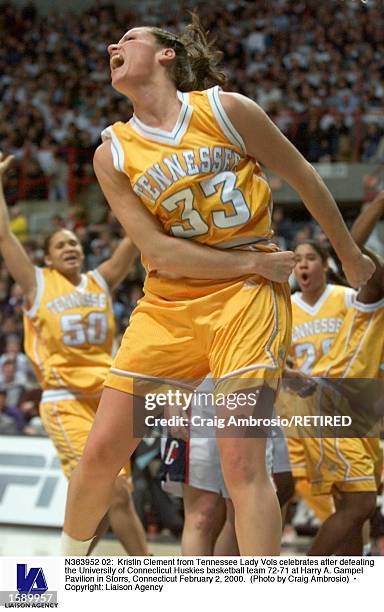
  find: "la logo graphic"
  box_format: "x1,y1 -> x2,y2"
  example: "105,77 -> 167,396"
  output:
17,565 -> 48,594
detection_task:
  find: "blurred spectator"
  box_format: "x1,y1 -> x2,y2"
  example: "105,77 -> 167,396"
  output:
47,151 -> 69,202
19,388 -> 45,436
361,124 -> 383,161
0,334 -> 36,385
0,357 -> 27,431
9,205 -> 28,243
0,389 -> 18,435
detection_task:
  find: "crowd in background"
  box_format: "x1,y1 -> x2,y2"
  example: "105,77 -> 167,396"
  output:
0,0 -> 384,206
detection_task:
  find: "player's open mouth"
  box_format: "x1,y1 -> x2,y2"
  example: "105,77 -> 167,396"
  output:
301,273 -> 308,282
63,255 -> 78,263
111,54 -> 125,70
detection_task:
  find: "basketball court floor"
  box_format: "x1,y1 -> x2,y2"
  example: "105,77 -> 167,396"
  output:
0,525 -> 310,556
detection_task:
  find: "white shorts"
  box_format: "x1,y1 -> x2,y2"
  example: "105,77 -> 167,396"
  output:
271,425 -> 291,474
161,376 -> 276,498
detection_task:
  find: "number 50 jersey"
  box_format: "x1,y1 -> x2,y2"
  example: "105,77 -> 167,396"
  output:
23,267 -> 115,393
102,86 -> 274,299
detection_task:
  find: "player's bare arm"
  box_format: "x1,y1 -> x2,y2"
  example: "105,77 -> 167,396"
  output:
93,141 -> 295,283
97,236 -> 138,290
219,92 -> 375,289
0,153 -> 37,306
351,191 -> 384,248
350,191 -> 384,299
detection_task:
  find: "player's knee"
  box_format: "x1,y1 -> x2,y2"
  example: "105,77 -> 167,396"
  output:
187,506 -> 221,536
185,493 -> 224,536
222,454 -> 267,490
354,492 -> 377,521
343,492 -> 377,524
81,435 -> 122,477
110,477 -> 132,512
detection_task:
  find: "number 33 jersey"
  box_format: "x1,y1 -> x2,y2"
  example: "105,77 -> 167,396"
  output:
290,284 -> 355,374
102,86 -> 274,299
23,267 -> 115,393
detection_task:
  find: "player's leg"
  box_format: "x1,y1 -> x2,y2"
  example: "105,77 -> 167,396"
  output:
108,475 -> 148,555
211,282 -> 291,555
62,387 -> 142,551
272,427 -> 295,509
214,500 -> 239,556
217,421 -> 282,555
308,490 -> 376,555
294,476 -> 334,523
42,395 -> 147,554
181,484 -> 226,555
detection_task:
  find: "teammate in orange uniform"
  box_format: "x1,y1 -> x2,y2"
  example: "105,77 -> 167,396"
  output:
0,153 -> 148,555
277,241 -> 355,525
62,16 -> 374,556
302,192 -> 384,555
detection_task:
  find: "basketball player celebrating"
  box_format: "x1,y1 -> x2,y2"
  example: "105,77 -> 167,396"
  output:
302,191 -> 384,555
0,153 -> 148,555
62,16 -> 374,556
277,241 -> 356,526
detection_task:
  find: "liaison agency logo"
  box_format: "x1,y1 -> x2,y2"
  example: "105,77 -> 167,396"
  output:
0,561 -> 58,608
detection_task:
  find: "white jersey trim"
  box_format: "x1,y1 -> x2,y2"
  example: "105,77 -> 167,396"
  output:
101,125 -> 127,174
41,389 -> 102,403
291,284 -> 334,316
75,274 -> 88,293
345,287 -> 356,308
129,92 -> 192,146
218,363 -> 278,382
207,86 -> 246,153
24,267 -> 45,318
91,269 -> 110,294
353,296 -> 384,312
109,367 -> 196,391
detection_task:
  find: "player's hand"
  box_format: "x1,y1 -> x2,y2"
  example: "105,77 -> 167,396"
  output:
342,251 -> 375,289
282,367 -> 317,397
0,152 -> 15,178
253,250 -> 296,283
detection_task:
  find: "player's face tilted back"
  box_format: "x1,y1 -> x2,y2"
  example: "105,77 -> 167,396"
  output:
44,230 -> 84,277
294,243 -> 327,294
108,28 -> 172,94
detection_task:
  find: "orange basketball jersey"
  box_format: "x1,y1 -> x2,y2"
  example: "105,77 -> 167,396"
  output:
290,284 -> 355,374
102,86 -> 275,299
24,267 -> 115,393
313,297 -> 384,379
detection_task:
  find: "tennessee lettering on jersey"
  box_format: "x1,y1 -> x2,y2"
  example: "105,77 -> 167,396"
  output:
101,86 -> 275,299
46,291 -> 107,314
291,284 -> 355,374
133,146 -> 242,203
292,317 -> 343,342
23,267 -> 115,393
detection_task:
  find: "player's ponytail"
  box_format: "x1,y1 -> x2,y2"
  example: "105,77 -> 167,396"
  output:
151,13 -> 227,92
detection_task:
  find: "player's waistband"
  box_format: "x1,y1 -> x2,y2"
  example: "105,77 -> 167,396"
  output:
41,389 -> 102,403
